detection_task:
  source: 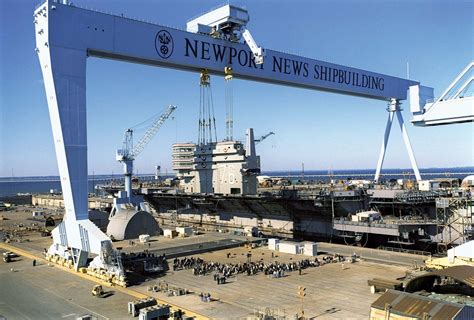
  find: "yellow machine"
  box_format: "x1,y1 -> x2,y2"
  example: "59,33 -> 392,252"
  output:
91,285 -> 105,297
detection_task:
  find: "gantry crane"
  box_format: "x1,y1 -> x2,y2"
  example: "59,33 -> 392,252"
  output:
255,131 -> 275,145
116,105 -> 177,206
37,1 -> 471,280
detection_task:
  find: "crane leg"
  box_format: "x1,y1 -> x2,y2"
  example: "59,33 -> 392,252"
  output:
374,99 -> 421,183
395,109 -> 422,181
374,108 -> 394,183
36,20 -> 124,278
72,248 -> 88,271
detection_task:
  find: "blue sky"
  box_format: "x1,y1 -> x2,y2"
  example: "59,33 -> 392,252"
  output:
0,0 -> 473,177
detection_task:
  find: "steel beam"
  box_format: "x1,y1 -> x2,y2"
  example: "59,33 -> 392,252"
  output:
395,109 -> 421,181
375,99 -> 421,182
374,109 -> 394,182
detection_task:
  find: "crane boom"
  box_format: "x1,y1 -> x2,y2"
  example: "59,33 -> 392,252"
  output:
255,131 -> 275,144
115,104 -> 176,206
131,105 -> 177,158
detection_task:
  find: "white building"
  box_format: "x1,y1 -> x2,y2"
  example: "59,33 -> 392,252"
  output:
418,180 -> 441,191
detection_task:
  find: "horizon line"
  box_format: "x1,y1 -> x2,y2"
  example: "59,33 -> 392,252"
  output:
1,165 -> 473,180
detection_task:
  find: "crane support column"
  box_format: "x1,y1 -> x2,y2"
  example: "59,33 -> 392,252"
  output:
123,160 -> 133,203
395,105 -> 421,182
374,99 -> 421,183
35,4 -> 116,265
36,28 -> 88,222
374,109 -> 394,182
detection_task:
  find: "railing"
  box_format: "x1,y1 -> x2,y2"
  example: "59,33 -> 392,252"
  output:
39,0 -> 183,32
334,220 -> 398,229
334,219 -> 437,227
377,246 -> 432,257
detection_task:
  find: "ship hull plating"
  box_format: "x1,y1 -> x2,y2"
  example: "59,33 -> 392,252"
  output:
144,192 -> 365,240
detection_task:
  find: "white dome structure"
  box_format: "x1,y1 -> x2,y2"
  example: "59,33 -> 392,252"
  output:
107,209 -> 160,241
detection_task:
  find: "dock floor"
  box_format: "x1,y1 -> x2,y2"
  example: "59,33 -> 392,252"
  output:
0,255 -> 134,319
132,245 -> 407,319
0,208 -> 416,319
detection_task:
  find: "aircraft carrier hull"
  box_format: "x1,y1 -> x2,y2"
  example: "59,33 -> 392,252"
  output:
141,188 -> 461,251
144,192 -> 366,240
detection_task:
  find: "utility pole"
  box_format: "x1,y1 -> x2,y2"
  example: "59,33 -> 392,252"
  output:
298,286 -> 306,319
384,303 -> 392,320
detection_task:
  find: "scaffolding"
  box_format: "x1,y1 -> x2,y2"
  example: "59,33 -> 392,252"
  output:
436,196 -> 473,250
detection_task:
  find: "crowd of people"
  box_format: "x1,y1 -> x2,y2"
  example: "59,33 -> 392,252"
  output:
172,253 -> 350,282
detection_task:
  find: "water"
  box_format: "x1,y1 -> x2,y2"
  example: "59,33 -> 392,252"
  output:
0,167 -> 472,197
0,174 -> 157,197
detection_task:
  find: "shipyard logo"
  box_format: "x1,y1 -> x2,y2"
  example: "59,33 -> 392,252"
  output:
155,30 -> 173,59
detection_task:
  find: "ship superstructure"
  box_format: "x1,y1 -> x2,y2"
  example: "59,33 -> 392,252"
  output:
172,129 -> 260,196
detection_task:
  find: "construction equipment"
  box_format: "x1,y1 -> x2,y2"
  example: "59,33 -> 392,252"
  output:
186,4 -> 265,64
35,1 -> 467,284
255,132 -> 275,145
109,106 -> 176,241
411,61 -> 474,126
115,105 -> 177,208
91,285 -> 105,297
3,252 -> 16,263
198,70 -> 217,145
224,66 -> 234,141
